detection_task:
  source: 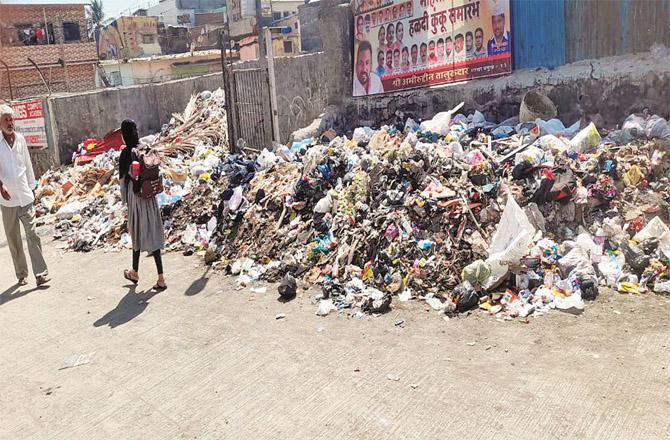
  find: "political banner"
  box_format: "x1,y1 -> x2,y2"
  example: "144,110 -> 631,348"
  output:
11,100 -> 48,150
352,0 -> 512,96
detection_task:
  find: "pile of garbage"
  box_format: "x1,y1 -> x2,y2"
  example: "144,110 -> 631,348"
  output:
34,89 -> 670,321
208,103 -> 670,319
35,89 -> 229,252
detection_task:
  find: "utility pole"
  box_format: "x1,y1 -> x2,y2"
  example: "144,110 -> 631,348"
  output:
264,27 -> 280,143
254,0 -> 266,67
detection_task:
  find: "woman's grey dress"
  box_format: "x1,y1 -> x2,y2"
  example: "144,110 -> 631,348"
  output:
121,177 -> 165,252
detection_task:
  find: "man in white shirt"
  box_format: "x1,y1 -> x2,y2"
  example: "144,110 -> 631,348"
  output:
354,41 -> 385,96
0,105 -> 49,286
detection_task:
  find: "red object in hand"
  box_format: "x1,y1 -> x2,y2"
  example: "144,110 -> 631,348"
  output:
131,161 -> 140,179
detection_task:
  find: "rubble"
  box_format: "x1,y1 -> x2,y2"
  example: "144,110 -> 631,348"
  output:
33,90 -> 670,321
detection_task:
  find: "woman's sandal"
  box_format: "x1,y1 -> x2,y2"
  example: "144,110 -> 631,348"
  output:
153,281 -> 167,291
124,269 -> 139,284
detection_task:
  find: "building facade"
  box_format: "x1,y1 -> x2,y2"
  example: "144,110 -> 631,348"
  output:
97,50 -> 226,87
147,0 -> 226,27
97,16 -> 162,61
0,3 -> 98,101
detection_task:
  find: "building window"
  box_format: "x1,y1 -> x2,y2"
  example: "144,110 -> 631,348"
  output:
14,23 -> 54,46
142,34 -> 155,44
63,22 -> 81,42
273,12 -> 282,21
283,11 -> 290,17
283,40 -> 293,54
108,71 -> 122,86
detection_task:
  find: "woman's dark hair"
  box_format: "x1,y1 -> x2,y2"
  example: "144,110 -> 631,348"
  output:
118,119 -> 140,195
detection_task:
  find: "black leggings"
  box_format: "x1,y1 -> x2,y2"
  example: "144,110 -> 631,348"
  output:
132,249 -> 163,275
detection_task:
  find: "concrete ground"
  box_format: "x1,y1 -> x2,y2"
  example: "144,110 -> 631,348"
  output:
1,224 -> 670,440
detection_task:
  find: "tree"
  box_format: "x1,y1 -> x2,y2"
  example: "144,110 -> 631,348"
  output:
88,0 -> 105,59
88,0 -> 105,29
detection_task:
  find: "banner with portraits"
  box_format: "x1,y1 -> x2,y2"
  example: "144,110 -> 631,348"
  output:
352,0 -> 512,97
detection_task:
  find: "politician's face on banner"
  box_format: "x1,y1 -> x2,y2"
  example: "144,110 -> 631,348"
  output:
492,14 -> 505,40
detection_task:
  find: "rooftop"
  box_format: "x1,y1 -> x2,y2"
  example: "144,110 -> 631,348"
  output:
99,49 -> 229,65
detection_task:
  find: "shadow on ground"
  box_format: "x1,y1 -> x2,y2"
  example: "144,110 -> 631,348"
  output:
94,285 -> 159,328
185,267 -> 211,296
0,283 -> 49,306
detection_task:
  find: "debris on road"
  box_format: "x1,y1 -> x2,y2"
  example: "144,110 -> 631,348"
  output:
59,352 -> 95,370
34,91 -> 670,322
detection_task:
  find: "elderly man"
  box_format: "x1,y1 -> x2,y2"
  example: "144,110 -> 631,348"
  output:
0,105 -> 49,286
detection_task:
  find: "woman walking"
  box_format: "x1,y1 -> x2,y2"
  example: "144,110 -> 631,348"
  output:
118,119 -> 167,290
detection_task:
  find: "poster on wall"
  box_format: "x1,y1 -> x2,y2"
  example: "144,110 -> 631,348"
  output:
352,0 -> 512,96
11,100 -> 48,151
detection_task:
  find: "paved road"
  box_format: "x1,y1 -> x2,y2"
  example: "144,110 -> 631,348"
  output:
1,224 -> 670,439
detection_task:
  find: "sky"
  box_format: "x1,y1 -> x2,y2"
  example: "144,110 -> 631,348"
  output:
3,0 -> 159,21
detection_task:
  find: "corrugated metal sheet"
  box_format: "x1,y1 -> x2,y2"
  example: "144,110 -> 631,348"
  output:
565,0 -> 670,63
511,0 -> 566,69
565,0 -> 622,63
620,0 -> 670,54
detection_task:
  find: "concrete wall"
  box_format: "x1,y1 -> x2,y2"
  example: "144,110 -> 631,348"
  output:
273,52 -> 329,142
45,73 -> 224,164
348,49 -> 670,130
298,2 -> 322,53
317,0 -> 353,106
310,0 -> 670,132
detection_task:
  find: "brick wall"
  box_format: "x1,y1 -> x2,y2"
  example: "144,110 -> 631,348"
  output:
0,5 -> 98,101
2,43 -> 97,68
1,4 -> 89,45
0,64 -> 96,101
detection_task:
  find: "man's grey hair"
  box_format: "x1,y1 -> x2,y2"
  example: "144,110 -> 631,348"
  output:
0,105 -> 14,117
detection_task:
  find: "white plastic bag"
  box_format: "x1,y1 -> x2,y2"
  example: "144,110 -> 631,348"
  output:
352,127 -> 374,143
538,134 -> 571,153
634,217 -> 670,258
229,186 -> 244,212
419,102 -> 464,135
514,145 -> 545,166
485,196 -> 536,288
633,217 -> 670,243
598,253 -> 625,287
569,122 -> 601,153
316,299 -> 337,316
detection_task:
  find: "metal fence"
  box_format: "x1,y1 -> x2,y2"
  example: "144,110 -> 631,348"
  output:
227,67 -> 274,151
511,0 -> 670,70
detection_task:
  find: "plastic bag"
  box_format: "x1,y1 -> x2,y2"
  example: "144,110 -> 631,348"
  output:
617,273 -> 640,294
645,115 -> 670,140
461,260 -> 491,287
621,114 -> 646,140
623,165 -> 643,187
535,118 -> 579,137
485,196 -> 536,288
471,110 -> 486,127
574,233 -> 602,261
598,252 -> 626,287
653,274 -> 670,294
353,127 -> 374,143
559,247 -> 594,278
257,149 -> 281,169
316,298 -> 336,316
569,122 -> 601,153
229,186 -> 244,212
419,102 -> 464,135
553,291 -> 585,314
538,134 -> 571,153
514,145 -> 545,166
633,217 -> 670,243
